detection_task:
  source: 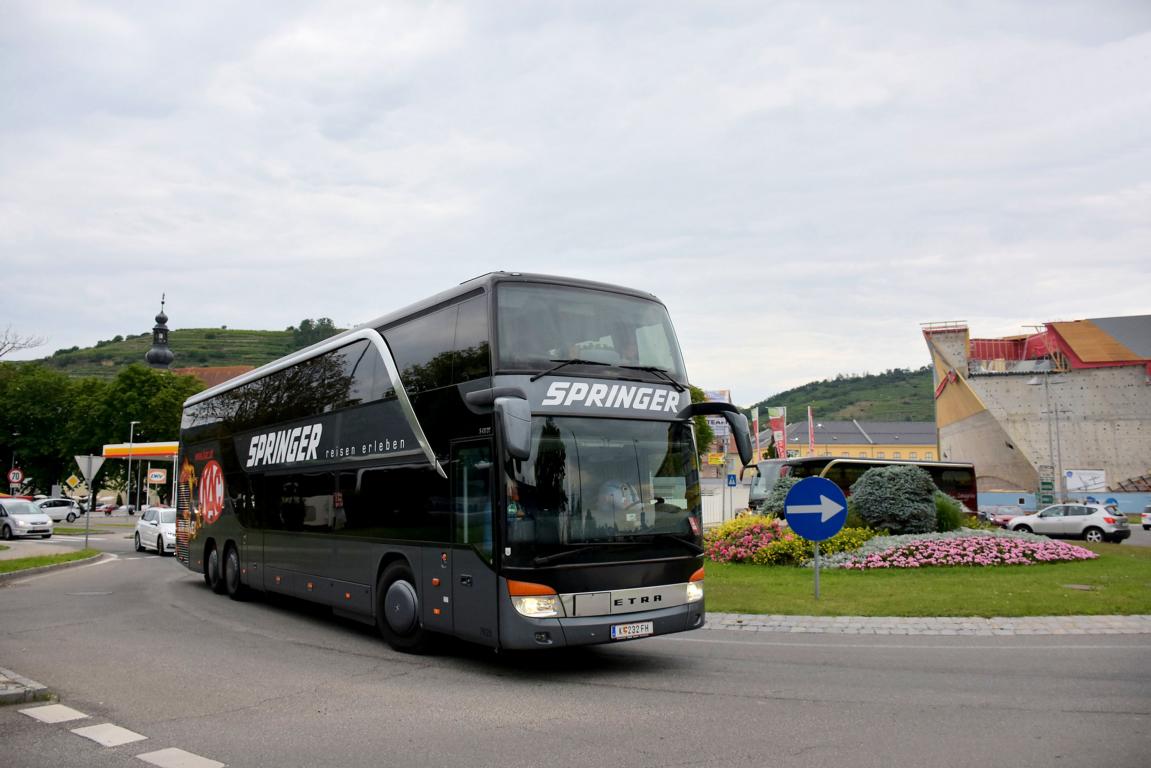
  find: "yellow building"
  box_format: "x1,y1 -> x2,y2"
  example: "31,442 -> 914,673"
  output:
765,420 -> 938,461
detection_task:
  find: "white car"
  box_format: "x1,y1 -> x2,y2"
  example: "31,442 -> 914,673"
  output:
134,507 -> 177,555
34,498 -> 84,523
1142,504 -> 1150,531
1009,503 -> 1130,543
0,498 -> 54,539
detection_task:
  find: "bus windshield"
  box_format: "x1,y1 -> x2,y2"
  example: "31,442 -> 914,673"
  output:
496,283 -> 686,380
503,417 -> 701,567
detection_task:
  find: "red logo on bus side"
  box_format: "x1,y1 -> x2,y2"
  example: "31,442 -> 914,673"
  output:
199,460 -> 225,525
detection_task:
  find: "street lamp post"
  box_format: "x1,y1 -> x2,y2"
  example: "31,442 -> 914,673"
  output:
126,420 -> 140,515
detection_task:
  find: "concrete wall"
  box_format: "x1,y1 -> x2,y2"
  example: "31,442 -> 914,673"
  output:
968,366 -> 1151,489
926,326 -> 1151,492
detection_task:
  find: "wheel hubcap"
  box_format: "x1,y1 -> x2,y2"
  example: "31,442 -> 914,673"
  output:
384,580 -> 418,634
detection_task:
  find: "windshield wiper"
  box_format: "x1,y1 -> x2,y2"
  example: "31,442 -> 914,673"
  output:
642,533 -> 704,555
618,365 -> 685,392
531,543 -> 603,566
530,358 -> 610,382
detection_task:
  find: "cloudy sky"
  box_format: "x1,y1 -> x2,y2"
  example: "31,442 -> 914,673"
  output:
3,1 -> 1149,404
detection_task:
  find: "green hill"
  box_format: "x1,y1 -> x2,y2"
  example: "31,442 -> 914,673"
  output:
41,328 -> 302,379
748,366 -> 935,422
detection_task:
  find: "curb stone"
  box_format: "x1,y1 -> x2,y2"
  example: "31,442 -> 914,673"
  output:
0,552 -> 110,585
0,667 -> 53,706
705,612 -> 1151,635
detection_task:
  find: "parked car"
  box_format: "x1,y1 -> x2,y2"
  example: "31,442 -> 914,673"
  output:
33,498 -> 84,523
0,498 -> 54,540
134,506 -> 176,555
1008,503 -> 1130,543
1142,504 -> 1150,531
980,505 -> 1023,527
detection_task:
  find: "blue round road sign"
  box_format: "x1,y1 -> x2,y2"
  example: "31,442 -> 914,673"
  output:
784,477 -> 848,542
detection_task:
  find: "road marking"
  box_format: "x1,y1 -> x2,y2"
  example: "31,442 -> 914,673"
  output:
46,535 -> 107,542
72,723 -> 148,747
20,704 -> 89,723
137,747 -> 226,768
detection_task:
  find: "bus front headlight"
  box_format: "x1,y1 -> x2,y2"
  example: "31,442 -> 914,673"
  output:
686,567 -> 704,603
511,594 -> 564,618
508,580 -> 565,618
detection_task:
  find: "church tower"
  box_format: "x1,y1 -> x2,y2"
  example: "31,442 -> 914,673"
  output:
145,294 -> 174,369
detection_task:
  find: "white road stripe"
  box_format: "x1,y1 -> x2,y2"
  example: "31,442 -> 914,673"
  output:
71,723 -> 148,747
20,704 -> 89,723
137,747 -> 226,768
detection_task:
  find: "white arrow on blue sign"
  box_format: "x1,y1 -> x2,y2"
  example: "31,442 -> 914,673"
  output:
784,476 -> 848,542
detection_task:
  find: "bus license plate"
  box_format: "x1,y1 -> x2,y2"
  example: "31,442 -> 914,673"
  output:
610,621 -> 654,640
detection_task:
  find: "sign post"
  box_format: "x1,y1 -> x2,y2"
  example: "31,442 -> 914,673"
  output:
75,455 -> 106,549
784,477 -> 848,600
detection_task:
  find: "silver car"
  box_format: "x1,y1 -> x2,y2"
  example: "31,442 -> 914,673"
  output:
0,498 -> 55,540
1009,502 -> 1130,543
134,506 -> 177,555
34,498 -> 83,523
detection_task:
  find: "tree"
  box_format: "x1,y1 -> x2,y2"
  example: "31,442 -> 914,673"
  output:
0,363 -> 74,494
287,318 -> 339,350
0,362 -> 203,496
688,385 -> 715,453
0,326 -> 45,358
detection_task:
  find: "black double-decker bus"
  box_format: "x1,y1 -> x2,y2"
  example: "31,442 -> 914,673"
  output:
176,273 -> 751,651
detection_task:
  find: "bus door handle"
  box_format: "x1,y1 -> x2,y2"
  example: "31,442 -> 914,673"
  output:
459,575 -> 473,587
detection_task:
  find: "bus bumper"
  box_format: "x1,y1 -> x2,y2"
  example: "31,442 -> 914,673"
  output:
498,600 -> 706,650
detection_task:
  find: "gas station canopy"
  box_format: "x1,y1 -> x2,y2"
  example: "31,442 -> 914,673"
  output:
102,442 -> 179,460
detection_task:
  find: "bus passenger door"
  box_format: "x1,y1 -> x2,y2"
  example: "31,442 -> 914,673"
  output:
450,440 -> 498,648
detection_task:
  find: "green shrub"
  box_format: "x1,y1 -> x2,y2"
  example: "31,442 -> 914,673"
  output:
934,491 -> 964,532
750,526 -> 878,566
763,475 -> 801,517
850,465 -> 937,535
845,499 -> 870,530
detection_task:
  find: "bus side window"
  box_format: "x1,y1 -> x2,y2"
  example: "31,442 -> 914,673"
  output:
453,296 -> 491,383
385,306 -> 459,394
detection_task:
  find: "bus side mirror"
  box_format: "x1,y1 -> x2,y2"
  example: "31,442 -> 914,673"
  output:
496,397 -> 532,460
676,401 -> 754,467
740,463 -> 760,481
724,411 -> 754,467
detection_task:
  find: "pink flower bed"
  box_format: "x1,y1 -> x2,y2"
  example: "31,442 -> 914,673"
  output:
840,535 -> 1098,570
705,519 -> 788,563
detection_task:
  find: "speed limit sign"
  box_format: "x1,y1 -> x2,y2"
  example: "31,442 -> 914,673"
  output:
8,468 -> 24,484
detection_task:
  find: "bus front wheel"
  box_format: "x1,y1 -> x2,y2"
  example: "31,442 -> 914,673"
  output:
376,561 -> 427,653
224,544 -> 247,601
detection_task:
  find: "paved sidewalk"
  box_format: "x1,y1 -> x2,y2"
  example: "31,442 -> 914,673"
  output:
707,612 -> 1151,635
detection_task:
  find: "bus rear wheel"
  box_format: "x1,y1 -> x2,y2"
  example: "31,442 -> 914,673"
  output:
376,562 -> 427,653
205,545 -> 226,594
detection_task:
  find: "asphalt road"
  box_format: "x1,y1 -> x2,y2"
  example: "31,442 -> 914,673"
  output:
1,527 -> 1149,768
